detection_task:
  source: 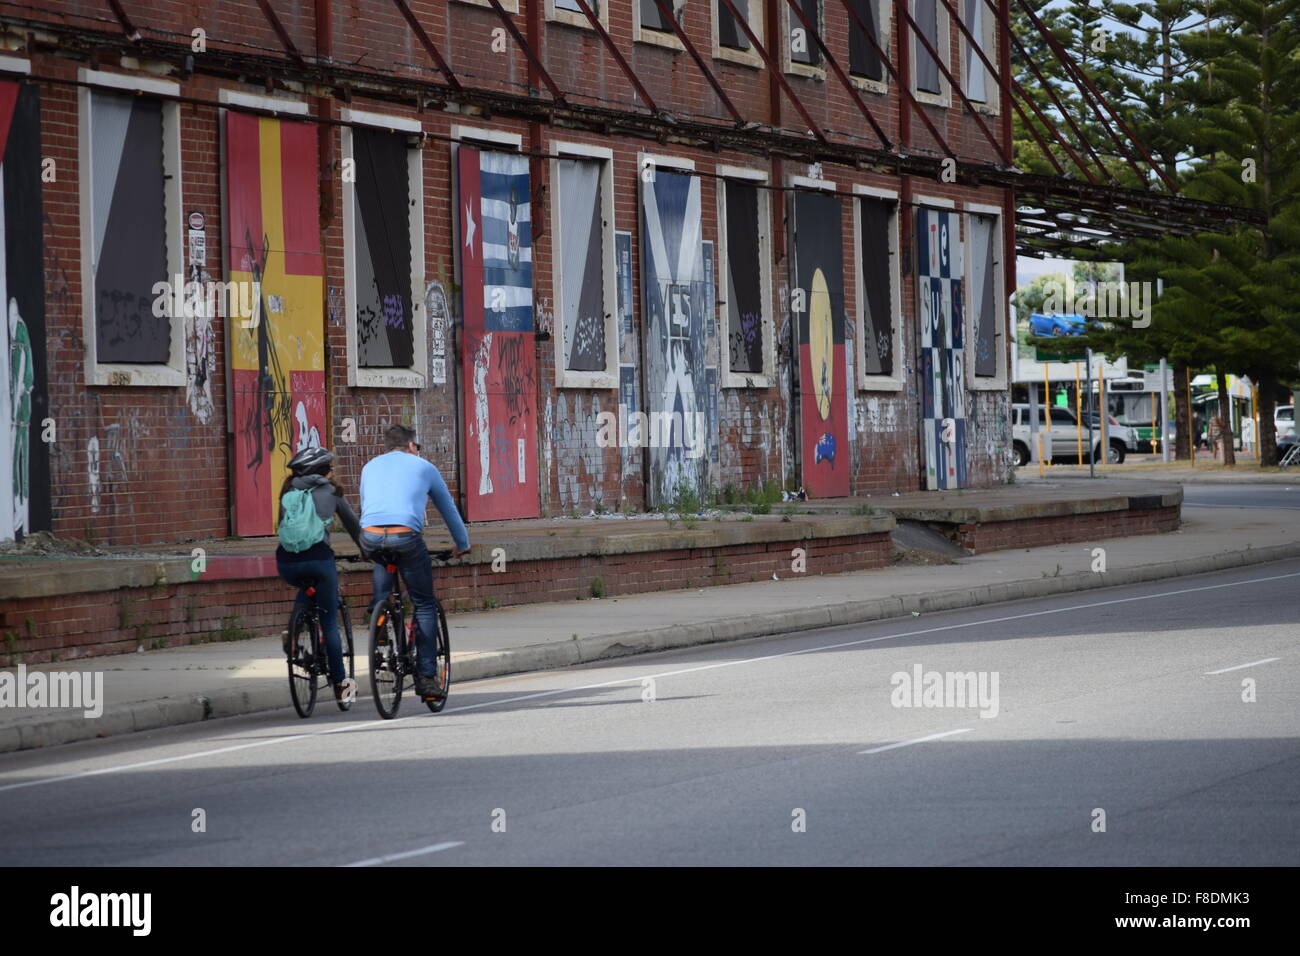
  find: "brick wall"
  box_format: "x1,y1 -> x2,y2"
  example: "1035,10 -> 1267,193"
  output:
14,0 -> 1016,546
949,505 -> 1181,553
0,528 -> 892,664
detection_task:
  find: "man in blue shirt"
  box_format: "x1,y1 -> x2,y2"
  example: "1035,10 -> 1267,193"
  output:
360,424 -> 471,700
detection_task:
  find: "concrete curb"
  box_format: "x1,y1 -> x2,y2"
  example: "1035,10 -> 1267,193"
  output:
4,539 -> 1299,754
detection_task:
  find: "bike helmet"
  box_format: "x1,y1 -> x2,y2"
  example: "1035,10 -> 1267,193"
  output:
288,445 -> 334,476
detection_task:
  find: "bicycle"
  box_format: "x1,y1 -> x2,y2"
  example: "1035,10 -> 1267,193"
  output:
346,548 -> 454,719
283,579 -> 356,719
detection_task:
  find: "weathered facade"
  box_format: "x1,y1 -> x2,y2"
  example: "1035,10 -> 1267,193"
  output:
1,0 -> 1016,546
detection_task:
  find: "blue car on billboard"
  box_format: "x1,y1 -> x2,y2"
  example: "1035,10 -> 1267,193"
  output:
1029,313 -> 1087,337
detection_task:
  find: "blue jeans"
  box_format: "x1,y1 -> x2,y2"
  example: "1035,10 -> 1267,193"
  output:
361,530 -> 440,679
277,554 -> 347,684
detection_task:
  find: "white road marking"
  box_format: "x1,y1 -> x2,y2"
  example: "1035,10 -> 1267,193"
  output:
1203,657 -> 1281,675
343,841 -> 465,867
860,729 -> 972,754
3,567 -> 1299,795
1184,503 -> 1300,510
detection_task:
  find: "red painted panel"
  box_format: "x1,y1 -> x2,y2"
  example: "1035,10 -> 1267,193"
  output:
799,342 -> 850,498
279,120 -> 321,276
231,367 -> 271,536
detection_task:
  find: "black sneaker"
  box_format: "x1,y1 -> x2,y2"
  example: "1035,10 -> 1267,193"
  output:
414,673 -> 439,699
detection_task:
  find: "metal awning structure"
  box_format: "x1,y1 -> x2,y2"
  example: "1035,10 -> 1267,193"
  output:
5,0 -> 1261,257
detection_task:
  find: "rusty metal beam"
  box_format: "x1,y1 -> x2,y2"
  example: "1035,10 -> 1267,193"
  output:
389,0 -> 462,93
649,0 -> 745,125
838,0 -> 955,158
781,0 -> 892,149
717,0 -> 826,142
896,1 -> 1005,162
993,2 -> 1110,184
253,0 -> 305,67
104,0 -> 141,42
570,0 -> 658,116
934,0 -> 1071,177
482,0 -> 566,104
1011,0 -> 1177,192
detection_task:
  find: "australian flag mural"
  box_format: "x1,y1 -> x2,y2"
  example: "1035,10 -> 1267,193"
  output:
639,167 -> 709,509
457,146 -> 539,520
917,207 -> 966,490
790,189 -> 850,498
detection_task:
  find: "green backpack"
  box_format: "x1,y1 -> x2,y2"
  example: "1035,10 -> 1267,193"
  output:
278,488 -> 327,552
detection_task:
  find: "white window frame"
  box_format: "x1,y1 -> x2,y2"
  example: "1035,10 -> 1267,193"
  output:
780,0 -> 827,79
0,55 -> 31,75
635,0 -> 687,51
550,141 -> 619,389
910,0 -> 951,108
713,0 -> 765,70
548,0 -> 607,29
847,0 -> 891,96
958,0 -> 999,114
454,0 -> 520,13
717,165 -> 774,388
79,68 -> 184,386
852,184 -> 903,391
962,201 -> 1008,391
341,108 -> 427,389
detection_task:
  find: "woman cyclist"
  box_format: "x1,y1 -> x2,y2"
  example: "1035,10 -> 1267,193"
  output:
276,446 -> 364,702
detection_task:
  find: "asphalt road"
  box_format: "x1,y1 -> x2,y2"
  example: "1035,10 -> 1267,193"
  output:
1181,483 -> 1300,510
1,559 -> 1297,866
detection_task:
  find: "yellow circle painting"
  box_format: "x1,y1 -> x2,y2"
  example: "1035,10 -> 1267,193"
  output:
809,268 -> 833,421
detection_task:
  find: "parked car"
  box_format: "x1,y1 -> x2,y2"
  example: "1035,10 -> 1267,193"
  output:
1028,313 -> 1087,337
1276,405 -> 1295,441
1011,403 -> 1128,467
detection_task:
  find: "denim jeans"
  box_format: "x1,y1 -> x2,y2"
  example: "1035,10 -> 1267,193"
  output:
277,554 -> 347,684
361,530 -> 440,679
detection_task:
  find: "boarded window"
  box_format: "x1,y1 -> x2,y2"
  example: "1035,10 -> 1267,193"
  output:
723,180 -> 764,374
718,0 -> 752,50
353,127 -> 413,369
848,0 -> 884,81
963,0 -> 988,101
89,91 -> 169,364
557,157 -> 607,372
789,0 -> 822,67
859,197 -> 894,377
642,0 -> 686,31
968,213 -> 998,377
914,0 -> 942,94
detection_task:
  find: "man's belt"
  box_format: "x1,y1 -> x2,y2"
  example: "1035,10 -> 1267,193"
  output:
363,525 -> 415,533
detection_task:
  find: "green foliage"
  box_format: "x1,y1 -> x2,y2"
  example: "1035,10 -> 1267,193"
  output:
590,577 -> 605,599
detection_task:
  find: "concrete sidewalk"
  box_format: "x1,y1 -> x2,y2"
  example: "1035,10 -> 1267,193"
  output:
1,500 -> 1295,754
1021,461 -> 1300,484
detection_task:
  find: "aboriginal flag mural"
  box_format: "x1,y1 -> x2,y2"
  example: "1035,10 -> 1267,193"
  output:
790,189 -> 849,498
457,146 -> 539,520
639,167 -> 709,508
224,111 -> 327,536
353,126 -> 413,368
0,81 -> 50,541
917,207 -> 966,490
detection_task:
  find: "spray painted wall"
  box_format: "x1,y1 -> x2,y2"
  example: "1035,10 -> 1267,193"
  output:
456,146 -> 540,520
639,168 -> 708,507
917,207 -> 967,490
224,111 -> 327,536
0,80 -> 51,541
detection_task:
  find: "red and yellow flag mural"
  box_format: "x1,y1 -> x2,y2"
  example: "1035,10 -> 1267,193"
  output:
224,112 -> 326,536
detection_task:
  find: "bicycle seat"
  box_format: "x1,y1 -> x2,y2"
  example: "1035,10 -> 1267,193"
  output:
370,549 -> 402,572
298,577 -> 320,597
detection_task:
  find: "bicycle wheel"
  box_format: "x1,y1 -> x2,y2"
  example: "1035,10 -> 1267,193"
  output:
424,603 -> 452,713
368,601 -> 403,719
287,609 -> 318,719
337,598 -> 356,712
